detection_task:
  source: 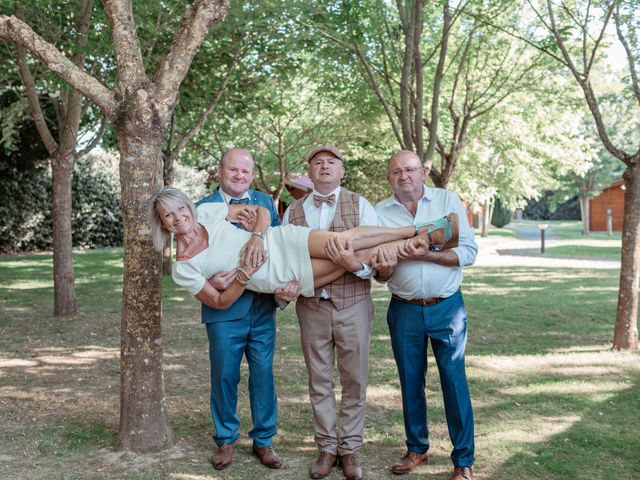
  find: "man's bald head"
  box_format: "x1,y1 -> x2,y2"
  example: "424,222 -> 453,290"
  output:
221,148 -> 254,169
387,150 -> 421,170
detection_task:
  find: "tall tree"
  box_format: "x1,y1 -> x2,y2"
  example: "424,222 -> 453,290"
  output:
0,0 -> 229,451
12,0 -> 105,316
526,0 -> 639,350
304,0 -> 541,187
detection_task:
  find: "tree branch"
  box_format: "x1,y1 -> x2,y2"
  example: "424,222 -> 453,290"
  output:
103,0 -> 147,89
424,0 -> 450,167
77,115 -> 108,158
152,0 -> 228,121
614,4 -> 640,108
168,42 -> 243,163
0,14 -> 117,117
15,43 -> 57,154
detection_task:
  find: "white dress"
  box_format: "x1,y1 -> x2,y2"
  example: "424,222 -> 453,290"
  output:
172,203 -> 315,297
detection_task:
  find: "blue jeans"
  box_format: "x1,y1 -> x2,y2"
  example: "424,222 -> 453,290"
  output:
206,295 -> 277,448
387,290 -> 474,467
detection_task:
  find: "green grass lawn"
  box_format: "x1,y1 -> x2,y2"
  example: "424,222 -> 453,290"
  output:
500,220 -> 622,261
509,220 -> 622,241
0,250 -> 638,480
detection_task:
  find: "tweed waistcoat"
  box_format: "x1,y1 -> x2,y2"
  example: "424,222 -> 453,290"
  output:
288,189 -> 371,311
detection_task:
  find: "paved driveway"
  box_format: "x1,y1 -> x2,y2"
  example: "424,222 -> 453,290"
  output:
473,224 -> 620,270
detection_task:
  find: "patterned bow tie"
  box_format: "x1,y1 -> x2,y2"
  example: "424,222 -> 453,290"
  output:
313,193 -> 336,208
229,198 -> 249,205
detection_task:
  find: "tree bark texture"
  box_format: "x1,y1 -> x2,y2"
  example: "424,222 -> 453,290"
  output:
613,163 -> 640,350
51,152 -> 77,316
481,198 -> 491,237
115,108 -> 172,451
579,192 -> 590,236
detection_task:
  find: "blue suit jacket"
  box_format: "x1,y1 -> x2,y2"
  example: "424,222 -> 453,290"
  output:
195,187 -> 281,324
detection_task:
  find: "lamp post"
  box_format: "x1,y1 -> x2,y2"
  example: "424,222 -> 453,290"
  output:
538,224 -> 549,253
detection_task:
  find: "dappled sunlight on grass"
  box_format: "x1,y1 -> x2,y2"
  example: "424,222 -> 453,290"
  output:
0,282 -> 52,290
468,350 -> 636,381
366,385 -> 402,410
550,344 -> 613,353
0,358 -> 39,368
0,347 -> 118,370
501,380 -> 629,396
466,284 -> 545,295
490,415 -> 581,444
276,393 -> 311,407
371,333 -> 391,342
170,474 -> 214,480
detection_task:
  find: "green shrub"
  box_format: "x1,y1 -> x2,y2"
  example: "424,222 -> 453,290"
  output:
0,165 -> 52,251
491,196 -> 513,228
0,150 -> 123,252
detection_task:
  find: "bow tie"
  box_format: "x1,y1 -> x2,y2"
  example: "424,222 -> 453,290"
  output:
313,193 -> 336,208
229,198 -> 249,205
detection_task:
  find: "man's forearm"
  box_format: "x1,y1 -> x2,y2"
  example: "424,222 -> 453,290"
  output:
417,249 -> 460,267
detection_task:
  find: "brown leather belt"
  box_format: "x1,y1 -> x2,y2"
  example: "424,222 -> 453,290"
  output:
391,294 -> 446,307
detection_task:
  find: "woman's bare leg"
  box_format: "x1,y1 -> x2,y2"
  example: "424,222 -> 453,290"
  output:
311,258 -> 346,289
307,225 -> 415,259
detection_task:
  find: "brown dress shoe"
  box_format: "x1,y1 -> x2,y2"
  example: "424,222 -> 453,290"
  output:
452,466 -> 474,479
339,453 -> 363,480
391,451 -> 428,474
211,443 -> 234,470
310,451 -> 337,479
252,444 -> 283,469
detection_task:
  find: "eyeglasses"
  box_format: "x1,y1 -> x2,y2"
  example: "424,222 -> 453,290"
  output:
389,166 -> 424,177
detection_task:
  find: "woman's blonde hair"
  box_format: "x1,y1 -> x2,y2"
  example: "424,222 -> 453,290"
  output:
148,186 -> 198,251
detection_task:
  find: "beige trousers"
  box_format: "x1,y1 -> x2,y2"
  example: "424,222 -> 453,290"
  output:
296,296 -> 373,455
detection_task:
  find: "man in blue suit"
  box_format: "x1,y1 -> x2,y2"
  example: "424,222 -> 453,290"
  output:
196,148 -> 298,471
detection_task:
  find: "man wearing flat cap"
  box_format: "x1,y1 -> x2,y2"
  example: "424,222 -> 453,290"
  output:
283,145 -> 394,480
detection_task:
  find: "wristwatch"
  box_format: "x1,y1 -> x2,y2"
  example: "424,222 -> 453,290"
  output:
251,231 -> 265,239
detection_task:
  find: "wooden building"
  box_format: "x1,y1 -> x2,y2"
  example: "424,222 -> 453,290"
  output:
589,180 -> 625,232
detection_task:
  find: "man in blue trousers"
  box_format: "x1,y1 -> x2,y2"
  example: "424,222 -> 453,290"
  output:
196,147 -> 298,471
375,151 -> 478,480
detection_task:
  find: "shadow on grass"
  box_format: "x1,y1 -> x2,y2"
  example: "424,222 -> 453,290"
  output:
491,375 -> 640,479
1,250 -> 637,479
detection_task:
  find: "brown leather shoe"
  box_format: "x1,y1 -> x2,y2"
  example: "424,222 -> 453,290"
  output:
211,443 -> 234,470
252,444 -> 283,469
339,453 -> 363,480
452,466 -> 474,480
390,450 -> 428,474
310,451 -> 337,479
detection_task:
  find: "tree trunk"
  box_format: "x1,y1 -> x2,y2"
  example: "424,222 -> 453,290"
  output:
613,163 -> 640,350
481,198 -> 492,237
115,110 -> 174,452
579,192 -> 590,236
162,150 -> 174,276
51,153 -> 77,316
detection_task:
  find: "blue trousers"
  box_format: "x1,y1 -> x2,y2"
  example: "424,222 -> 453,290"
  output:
205,296 -> 277,448
387,290 -> 475,467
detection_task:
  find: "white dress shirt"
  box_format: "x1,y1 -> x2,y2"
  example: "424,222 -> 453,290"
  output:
375,184 -> 477,300
283,186 -> 379,295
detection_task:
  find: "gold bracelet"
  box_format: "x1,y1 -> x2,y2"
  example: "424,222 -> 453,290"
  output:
237,267 -> 251,282
236,272 -> 250,286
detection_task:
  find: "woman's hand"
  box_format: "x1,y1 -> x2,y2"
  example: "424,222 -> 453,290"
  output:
240,236 -> 266,269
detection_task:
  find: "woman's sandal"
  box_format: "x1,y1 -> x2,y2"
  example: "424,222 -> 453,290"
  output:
415,212 -> 459,251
